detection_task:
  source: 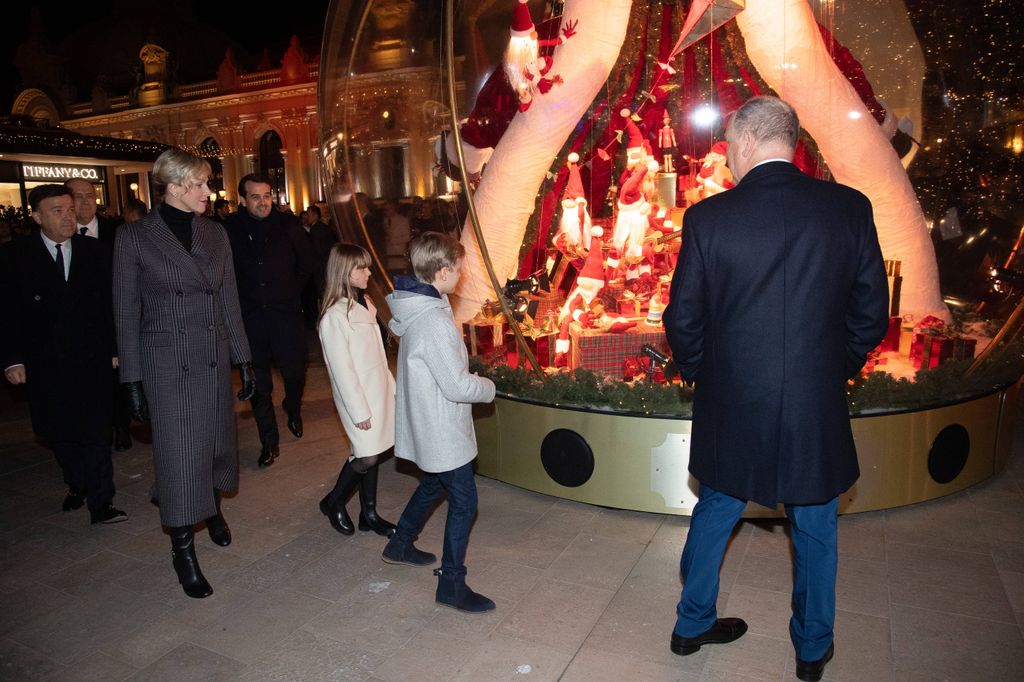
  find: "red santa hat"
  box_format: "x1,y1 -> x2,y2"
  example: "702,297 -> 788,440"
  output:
576,227 -> 605,288
708,141 -> 728,157
621,109 -> 645,157
619,165 -> 647,206
510,0 -> 535,38
561,153 -> 586,206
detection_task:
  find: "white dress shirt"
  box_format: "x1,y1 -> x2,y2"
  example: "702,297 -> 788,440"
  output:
77,216 -> 99,238
40,231 -> 72,281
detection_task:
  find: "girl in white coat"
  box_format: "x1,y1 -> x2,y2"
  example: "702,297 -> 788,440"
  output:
317,243 -> 396,537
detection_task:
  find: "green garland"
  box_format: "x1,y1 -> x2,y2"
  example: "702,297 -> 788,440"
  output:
473,340 -> 1024,418
470,357 -> 694,416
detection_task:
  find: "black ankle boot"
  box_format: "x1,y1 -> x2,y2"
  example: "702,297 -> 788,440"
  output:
434,568 -> 495,613
206,491 -> 231,547
170,526 -> 213,599
357,465 -> 396,537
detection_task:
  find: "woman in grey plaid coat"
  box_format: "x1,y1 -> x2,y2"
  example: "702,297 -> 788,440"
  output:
114,149 -> 255,599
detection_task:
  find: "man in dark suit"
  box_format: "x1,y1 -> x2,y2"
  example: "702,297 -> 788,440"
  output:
1,184 -> 127,524
301,204 -> 338,328
65,177 -> 133,452
225,174 -> 315,467
663,97 -> 889,682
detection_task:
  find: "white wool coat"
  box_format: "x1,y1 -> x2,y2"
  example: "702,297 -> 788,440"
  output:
386,288 -> 495,473
319,296 -> 396,458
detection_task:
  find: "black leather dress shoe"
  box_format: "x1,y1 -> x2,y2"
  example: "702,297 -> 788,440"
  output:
287,415 -> 303,439
796,643 -> 834,682
62,488 -> 86,512
257,444 -> 279,468
670,618 -> 748,656
113,427 -> 132,451
90,504 -> 128,524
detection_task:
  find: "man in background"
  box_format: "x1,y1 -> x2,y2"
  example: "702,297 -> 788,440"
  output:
65,177 -> 132,451
225,175 -> 315,467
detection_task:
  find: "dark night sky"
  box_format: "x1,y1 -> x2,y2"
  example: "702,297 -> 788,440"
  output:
1,1 -> 332,114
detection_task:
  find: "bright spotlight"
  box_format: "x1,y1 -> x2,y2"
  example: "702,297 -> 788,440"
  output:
690,105 -> 719,128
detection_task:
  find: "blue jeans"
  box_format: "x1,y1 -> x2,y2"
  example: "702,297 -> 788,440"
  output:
674,483 -> 838,662
393,461 -> 477,578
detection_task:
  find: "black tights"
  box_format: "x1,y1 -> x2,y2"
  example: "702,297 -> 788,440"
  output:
350,454 -> 379,474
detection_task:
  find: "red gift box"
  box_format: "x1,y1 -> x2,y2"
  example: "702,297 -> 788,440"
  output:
623,356 -> 665,382
569,321 -> 671,378
530,292 -> 565,321
508,329 -> 558,369
462,317 -> 507,356
877,316 -> 902,352
910,334 -> 952,370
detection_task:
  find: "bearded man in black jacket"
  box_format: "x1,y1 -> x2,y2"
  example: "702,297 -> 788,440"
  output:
225,175 -> 315,467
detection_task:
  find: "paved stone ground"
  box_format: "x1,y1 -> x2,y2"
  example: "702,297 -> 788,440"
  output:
2,353 -> 1023,680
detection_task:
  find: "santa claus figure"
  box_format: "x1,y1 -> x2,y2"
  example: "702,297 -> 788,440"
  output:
554,226 -> 606,365
612,163 -> 650,283
505,0 -> 577,112
619,110 -> 648,184
436,7 -> 577,184
685,141 -> 736,204
552,152 -> 592,259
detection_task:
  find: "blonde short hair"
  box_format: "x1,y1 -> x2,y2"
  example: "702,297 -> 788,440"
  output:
410,232 -> 465,283
152,148 -> 212,196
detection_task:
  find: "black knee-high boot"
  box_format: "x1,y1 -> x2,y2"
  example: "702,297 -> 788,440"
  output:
170,526 -> 213,599
358,464 -> 396,537
319,459 -> 360,535
206,490 -> 231,547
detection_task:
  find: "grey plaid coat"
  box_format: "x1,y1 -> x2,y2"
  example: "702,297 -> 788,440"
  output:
114,211 -> 251,527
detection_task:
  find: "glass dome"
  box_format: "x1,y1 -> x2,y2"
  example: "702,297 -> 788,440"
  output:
318,0 -> 1024,416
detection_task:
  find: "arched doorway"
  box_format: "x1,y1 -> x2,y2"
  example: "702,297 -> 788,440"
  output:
199,137 -> 224,195
258,130 -> 286,205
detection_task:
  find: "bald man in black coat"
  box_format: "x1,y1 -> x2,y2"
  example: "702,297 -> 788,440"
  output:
663,97 -> 889,682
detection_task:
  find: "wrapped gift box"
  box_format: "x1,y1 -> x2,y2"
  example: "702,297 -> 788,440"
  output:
910,333 -> 977,370
569,321 -> 670,378
877,316 -> 903,352
623,356 -> 665,382
462,316 -> 507,356
507,327 -> 558,369
529,292 -> 565,321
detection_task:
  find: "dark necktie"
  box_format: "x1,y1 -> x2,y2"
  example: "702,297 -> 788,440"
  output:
55,243 -> 65,281
79,226 -> 89,236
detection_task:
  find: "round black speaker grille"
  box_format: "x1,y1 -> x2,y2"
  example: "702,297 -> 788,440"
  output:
927,424 -> 970,484
540,429 -> 594,488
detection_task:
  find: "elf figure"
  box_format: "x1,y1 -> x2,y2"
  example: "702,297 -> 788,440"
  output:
658,114 -> 677,173
552,153 -> 592,260
506,0 -> 578,113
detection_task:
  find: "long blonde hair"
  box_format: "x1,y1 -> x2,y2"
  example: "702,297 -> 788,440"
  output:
320,242 -> 372,319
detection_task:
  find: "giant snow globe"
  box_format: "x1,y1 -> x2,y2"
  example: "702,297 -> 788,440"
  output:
319,0 -> 1024,516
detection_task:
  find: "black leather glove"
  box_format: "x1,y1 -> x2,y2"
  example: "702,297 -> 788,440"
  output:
237,362 -> 256,401
123,381 -> 149,422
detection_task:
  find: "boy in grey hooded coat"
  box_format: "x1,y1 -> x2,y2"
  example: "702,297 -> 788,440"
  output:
382,232 -> 497,613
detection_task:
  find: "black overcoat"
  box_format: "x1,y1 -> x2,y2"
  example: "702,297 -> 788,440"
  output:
0,232 -> 115,443
224,211 -> 314,367
664,162 -> 890,507
113,211 -> 251,526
